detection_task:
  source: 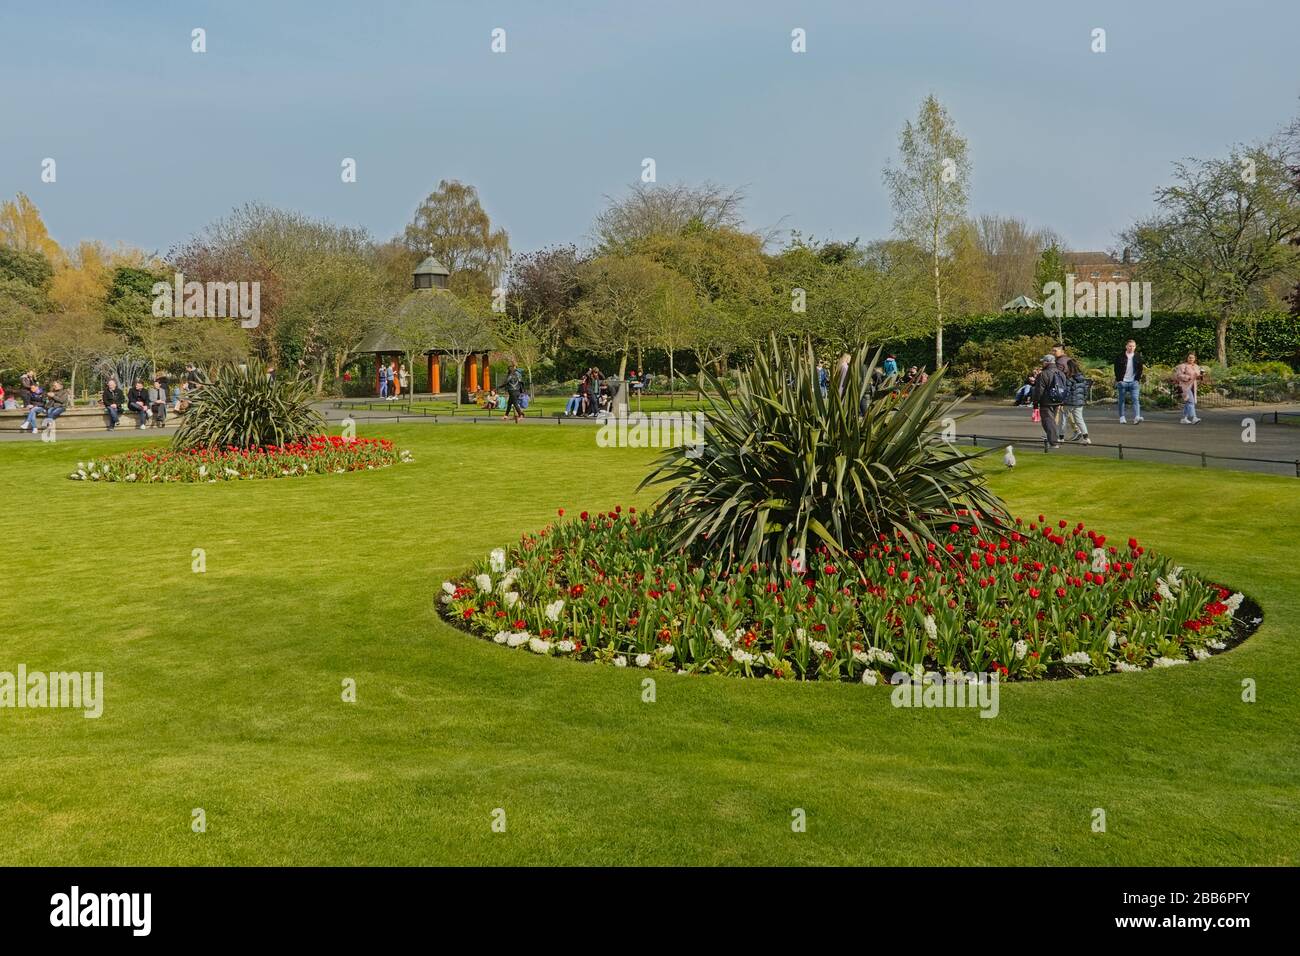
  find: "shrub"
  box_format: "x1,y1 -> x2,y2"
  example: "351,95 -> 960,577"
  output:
952,334 -> 1058,394
957,369 -> 995,395
439,508 -> 1252,682
173,361 -> 324,450
640,337 -> 1007,566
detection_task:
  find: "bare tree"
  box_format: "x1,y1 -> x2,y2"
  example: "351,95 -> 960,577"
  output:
592,181 -> 747,251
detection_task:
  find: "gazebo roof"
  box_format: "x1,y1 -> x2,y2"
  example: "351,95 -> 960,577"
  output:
413,256 -> 450,276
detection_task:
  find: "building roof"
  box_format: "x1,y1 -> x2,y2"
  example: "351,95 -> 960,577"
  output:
413,256 -> 450,276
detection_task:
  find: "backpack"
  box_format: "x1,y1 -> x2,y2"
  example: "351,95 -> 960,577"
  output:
1037,367 -> 1069,405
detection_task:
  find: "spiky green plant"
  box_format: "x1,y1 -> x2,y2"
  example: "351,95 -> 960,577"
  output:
173,361 -> 325,450
641,337 -> 1007,566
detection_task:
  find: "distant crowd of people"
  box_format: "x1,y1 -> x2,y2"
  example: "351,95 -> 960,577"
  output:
1019,339 -> 1208,450
378,360 -> 410,401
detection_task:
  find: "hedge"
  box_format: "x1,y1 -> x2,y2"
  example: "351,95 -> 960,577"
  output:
882,312 -> 1300,370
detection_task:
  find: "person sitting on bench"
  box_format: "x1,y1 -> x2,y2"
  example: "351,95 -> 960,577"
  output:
148,378 -> 168,427
21,380 -> 69,433
102,378 -> 126,430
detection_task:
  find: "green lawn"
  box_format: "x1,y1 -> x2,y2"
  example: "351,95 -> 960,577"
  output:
1,423 -> 1297,865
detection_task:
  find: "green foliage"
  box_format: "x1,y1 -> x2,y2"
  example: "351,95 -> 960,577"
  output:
957,368 -> 995,395
0,246 -> 54,289
641,336 -> 1007,566
952,334 -> 1058,393
172,361 -> 324,449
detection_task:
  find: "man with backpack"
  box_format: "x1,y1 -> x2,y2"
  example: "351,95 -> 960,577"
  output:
1030,354 -> 1068,450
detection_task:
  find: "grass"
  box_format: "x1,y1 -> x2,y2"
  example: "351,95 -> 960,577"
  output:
1,423 -> 1298,865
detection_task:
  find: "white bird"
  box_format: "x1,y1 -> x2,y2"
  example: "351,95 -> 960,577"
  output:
1003,445 -> 1017,468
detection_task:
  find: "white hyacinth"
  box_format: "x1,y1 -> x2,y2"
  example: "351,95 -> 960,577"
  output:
657,644 -> 675,658
635,653 -> 651,668
1207,639 -> 1227,650
556,640 -> 576,653
1114,661 -> 1142,672
528,637 -> 551,655
1153,656 -> 1189,667
544,599 -> 565,622
1224,592 -> 1244,613
730,648 -> 755,664
923,616 -> 938,642
613,656 -> 627,667
493,632 -> 508,644
861,669 -> 878,686
795,627 -> 807,642
1061,651 -> 1090,665
489,548 -> 507,572
1156,580 -> 1175,602
711,629 -> 732,651
504,591 -> 519,607
505,632 -> 529,648
1014,640 -> 1028,660
809,640 -> 831,656
442,581 -> 456,595
1106,630 -> 1118,648
498,568 -> 520,592
474,573 -> 492,593
1192,647 -> 1211,660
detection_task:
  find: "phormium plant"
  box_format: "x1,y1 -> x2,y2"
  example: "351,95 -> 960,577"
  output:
173,361 -> 325,450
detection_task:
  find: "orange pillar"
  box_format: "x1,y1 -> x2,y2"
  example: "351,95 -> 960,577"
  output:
480,355 -> 491,390
430,355 -> 440,394
469,355 -> 480,393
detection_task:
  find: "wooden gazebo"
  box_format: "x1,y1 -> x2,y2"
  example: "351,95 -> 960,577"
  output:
352,256 -> 492,402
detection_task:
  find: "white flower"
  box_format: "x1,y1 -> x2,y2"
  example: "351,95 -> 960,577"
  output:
503,591 -> 519,607
1207,639 -> 1226,650
498,569 -> 520,593
635,653 -> 651,667
557,640 -> 576,654
795,627 -> 807,642
442,581 -> 456,595
1114,661 -> 1141,672
711,629 -> 732,651
730,648 -> 755,664
544,599 -> 564,622
1153,656 -> 1189,667
1106,630 -> 1118,648
1062,651 -> 1090,665
861,669 -> 878,686
613,656 -> 627,667
923,616 -> 938,642
1224,592 -> 1244,613
505,631 -> 529,648
809,640 -> 831,656
657,644 -> 675,658
1192,647 -> 1211,660
493,632 -> 508,645
198,465 -> 208,477
1156,580 -> 1175,602
1014,640 -> 1028,660
474,573 -> 492,593
528,637 -> 551,654
125,474 -> 137,482
489,548 -> 507,572
867,646 -> 894,664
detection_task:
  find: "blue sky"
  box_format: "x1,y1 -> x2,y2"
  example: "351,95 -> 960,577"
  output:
1,0 -> 1296,258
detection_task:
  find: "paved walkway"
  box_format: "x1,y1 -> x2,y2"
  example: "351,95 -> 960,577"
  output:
6,398 -> 1297,477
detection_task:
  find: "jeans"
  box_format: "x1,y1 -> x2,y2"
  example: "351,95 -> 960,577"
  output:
106,405 -> 121,428
1116,380 -> 1140,419
1065,405 -> 1088,438
379,380 -> 389,398
1183,399 -> 1197,420
564,396 -> 582,415
24,406 -> 63,429
129,400 -> 150,425
152,403 -> 167,425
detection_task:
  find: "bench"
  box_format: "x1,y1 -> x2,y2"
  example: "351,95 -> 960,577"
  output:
0,405 -> 187,434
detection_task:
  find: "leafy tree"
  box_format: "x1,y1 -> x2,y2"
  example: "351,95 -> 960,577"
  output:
572,254 -> 668,379
1033,242 -> 1069,341
1120,138 -> 1300,365
278,249 -> 382,394
883,95 -> 972,368
0,193 -> 63,263
37,312 -> 123,401
402,180 -> 509,297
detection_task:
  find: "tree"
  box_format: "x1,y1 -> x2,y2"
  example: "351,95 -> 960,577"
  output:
402,180 -> 509,297
38,312 -> 123,401
645,268 -> 697,400
883,95 -> 971,368
1120,137 -> 1300,365
593,181 -> 748,252
976,215 -> 1063,309
1033,242 -> 1069,341
382,290 -> 492,406
278,249 -> 382,394
0,193 -> 63,263
504,245 -> 585,350
572,254 -> 667,379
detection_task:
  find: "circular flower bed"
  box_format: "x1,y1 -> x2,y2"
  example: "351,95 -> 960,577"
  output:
69,435 -> 412,482
438,506 -> 1258,682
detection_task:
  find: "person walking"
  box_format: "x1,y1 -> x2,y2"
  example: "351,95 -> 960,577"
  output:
1029,354 -> 1068,450
1113,339 -> 1144,424
1063,358 -> 1092,444
102,378 -> 125,431
503,362 -> 525,423
1173,352 -> 1206,424
398,363 -> 409,397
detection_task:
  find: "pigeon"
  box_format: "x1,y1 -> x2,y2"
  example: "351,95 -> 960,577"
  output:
1003,445 -> 1016,468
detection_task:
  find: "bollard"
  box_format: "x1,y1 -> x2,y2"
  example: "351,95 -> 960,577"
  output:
1118,443 -> 1124,460
1201,452 -> 1207,468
